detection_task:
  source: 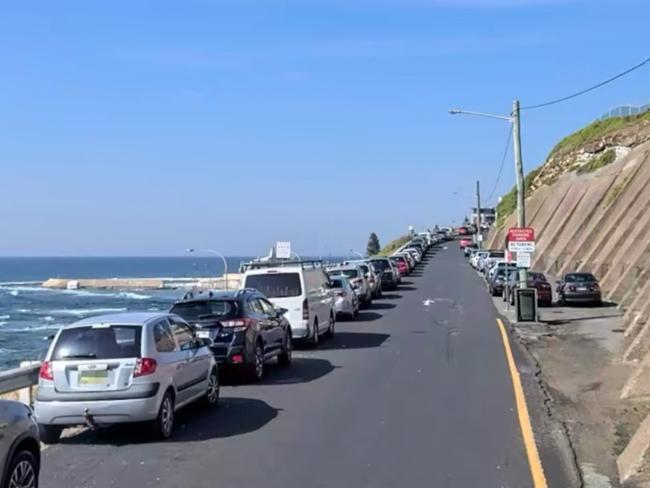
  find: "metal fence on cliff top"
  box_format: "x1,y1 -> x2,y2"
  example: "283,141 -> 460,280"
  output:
600,103 -> 650,120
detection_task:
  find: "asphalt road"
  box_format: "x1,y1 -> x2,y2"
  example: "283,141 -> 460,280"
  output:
40,245 -> 538,488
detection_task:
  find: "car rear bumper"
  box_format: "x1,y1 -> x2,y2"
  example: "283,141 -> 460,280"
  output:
35,393 -> 161,425
564,292 -> 601,303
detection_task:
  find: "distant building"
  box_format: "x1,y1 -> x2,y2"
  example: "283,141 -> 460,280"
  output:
471,207 -> 496,226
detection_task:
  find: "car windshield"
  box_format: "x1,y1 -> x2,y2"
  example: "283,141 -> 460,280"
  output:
244,273 -> 302,298
358,264 -> 370,274
52,325 -> 141,360
565,273 -> 597,283
171,300 -> 238,321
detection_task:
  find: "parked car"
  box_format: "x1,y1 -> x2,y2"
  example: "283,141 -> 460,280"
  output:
0,399 -> 40,488
369,257 -> 399,290
327,264 -> 372,308
328,275 -> 359,320
505,271 -> 553,307
464,243 -> 478,257
405,248 -> 422,264
344,260 -> 382,298
481,250 -> 505,276
34,312 -> 219,443
242,260 -> 336,347
456,226 -> 469,236
488,265 -> 517,296
395,251 -> 416,271
459,237 -> 473,249
471,250 -> 489,269
170,289 -> 292,382
389,255 -> 409,277
556,272 -> 602,306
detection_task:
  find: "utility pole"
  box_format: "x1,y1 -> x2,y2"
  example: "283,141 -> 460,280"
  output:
475,180 -> 482,248
512,99 -> 528,288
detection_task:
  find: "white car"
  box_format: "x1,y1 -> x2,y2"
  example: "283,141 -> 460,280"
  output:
242,261 -> 336,347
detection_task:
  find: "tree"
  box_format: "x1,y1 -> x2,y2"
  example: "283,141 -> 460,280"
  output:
367,232 -> 380,256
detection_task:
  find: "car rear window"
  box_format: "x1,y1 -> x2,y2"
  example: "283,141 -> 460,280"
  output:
370,260 -> 390,271
171,300 -> 238,322
358,264 -> 369,274
529,272 -> 547,282
330,277 -> 344,288
244,272 -> 302,298
489,251 -> 505,258
336,269 -> 358,279
52,325 -> 141,360
565,273 -> 596,283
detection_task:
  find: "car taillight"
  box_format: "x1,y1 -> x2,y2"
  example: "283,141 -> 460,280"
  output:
134,357 -> 157,377
590,284 -> 600,292
302,298 -> 309,320
221,318 -> 252,328
39,361 -> 53,381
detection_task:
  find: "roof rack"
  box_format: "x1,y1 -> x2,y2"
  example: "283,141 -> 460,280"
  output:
240,259 -> 324,272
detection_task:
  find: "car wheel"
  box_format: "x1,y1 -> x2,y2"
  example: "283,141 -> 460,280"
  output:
150,391 -> 175,439
38,424 -> 62,444
326,313 -> 335,338
310,320 -> 319,348
278,334 -> 292,367
5,449 -> 38,488
203,368 -> 220,407
249,343 -> 265,381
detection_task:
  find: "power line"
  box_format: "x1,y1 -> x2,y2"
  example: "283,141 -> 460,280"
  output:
521,57 -> 650,110
486,127 -> 512,204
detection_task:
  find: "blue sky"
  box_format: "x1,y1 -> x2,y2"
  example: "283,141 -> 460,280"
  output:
1,0 -> 648,256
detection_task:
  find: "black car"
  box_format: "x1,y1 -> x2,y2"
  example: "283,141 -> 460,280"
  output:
170,289 -> 292,382
488,266 -> 516,296
369,257 -> 399,290
556,272 -> 602,306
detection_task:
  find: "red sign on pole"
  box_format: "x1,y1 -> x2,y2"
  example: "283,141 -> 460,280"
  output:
507,227 -> 535,242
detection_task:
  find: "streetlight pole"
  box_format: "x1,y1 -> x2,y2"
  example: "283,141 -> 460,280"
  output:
186,248 -> 229,290
350,250 -> 365,259
476,180 -> 482,249
449,102 -> 528,288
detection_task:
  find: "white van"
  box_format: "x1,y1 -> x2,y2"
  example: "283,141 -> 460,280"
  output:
241,261 -> 336,347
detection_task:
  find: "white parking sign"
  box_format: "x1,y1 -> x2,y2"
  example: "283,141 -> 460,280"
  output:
516,252 -> 531,268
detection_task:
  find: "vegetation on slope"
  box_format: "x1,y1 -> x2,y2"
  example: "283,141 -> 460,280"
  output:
577,149 -> 616,175
550,111 -> 650,157
495,167 -> 541,227
377,235 -> 411,256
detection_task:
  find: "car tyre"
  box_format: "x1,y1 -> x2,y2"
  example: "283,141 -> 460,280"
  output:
310,320 -> 319,348
278,334 -> 292,367
325,313 -> 335,338
38,424 -> 62,445
5,449 -> 38,488
249,343 -> 265,382
202,368 -> 220,407
150,391 -> 175,439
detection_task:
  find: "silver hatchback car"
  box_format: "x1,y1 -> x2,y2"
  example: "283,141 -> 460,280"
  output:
34,312 -> 219,443
0,400 -> 40,488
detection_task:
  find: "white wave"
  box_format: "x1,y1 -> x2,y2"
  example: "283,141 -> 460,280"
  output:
4,324 -> 61,332
9,290 -> 18,296
0,314 -> 9,320
49,307 -> 128,317
0,321 -> 7,327
43,316 -> 55,322
117,291 -> 152,300
16,309 -> 33,314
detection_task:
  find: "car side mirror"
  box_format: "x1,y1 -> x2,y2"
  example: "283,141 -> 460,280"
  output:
275,307 -> 288,316
197,338 -> 213,348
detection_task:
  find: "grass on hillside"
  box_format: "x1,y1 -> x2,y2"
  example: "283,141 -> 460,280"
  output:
376,235 -> 411,256
577,148 -> 616,175
550,111 -> 650,157
495,167 -> 541,227
603,174 -> 631,208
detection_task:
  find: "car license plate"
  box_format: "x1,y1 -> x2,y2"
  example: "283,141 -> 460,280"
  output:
79,370 -> 108,385
577,286 -> 588,291
196,330 -> 210,338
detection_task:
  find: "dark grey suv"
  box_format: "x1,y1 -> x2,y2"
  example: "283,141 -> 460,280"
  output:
1,399 -> 40,488
170,289 -> 293,382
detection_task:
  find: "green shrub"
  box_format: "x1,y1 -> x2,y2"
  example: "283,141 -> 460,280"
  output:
377,235 -> 411,256
577,149 -> 616,174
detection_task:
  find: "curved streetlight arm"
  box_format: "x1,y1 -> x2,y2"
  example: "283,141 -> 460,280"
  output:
448,109 -> 513,122
186,248 -> 229,290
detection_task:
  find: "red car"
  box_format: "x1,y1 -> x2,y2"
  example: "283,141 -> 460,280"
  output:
506,271 -> 552,307
389,256 -> 409,276
459,237 -> 473,249
456,226 -> 469,236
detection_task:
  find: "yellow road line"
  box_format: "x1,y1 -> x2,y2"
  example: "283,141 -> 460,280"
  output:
496,318 -> 548,488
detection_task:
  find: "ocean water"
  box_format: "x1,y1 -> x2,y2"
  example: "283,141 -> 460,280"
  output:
0,257 -> 252,370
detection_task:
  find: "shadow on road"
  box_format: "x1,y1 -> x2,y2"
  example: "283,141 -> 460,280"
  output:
398,286 -> 417,291
223,357 -> 336,386
315,331 -> 390,350
380,293 -> 402,300
369,302 -> 396,310
355,311 -> 383,322
56,397 -> 279,445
